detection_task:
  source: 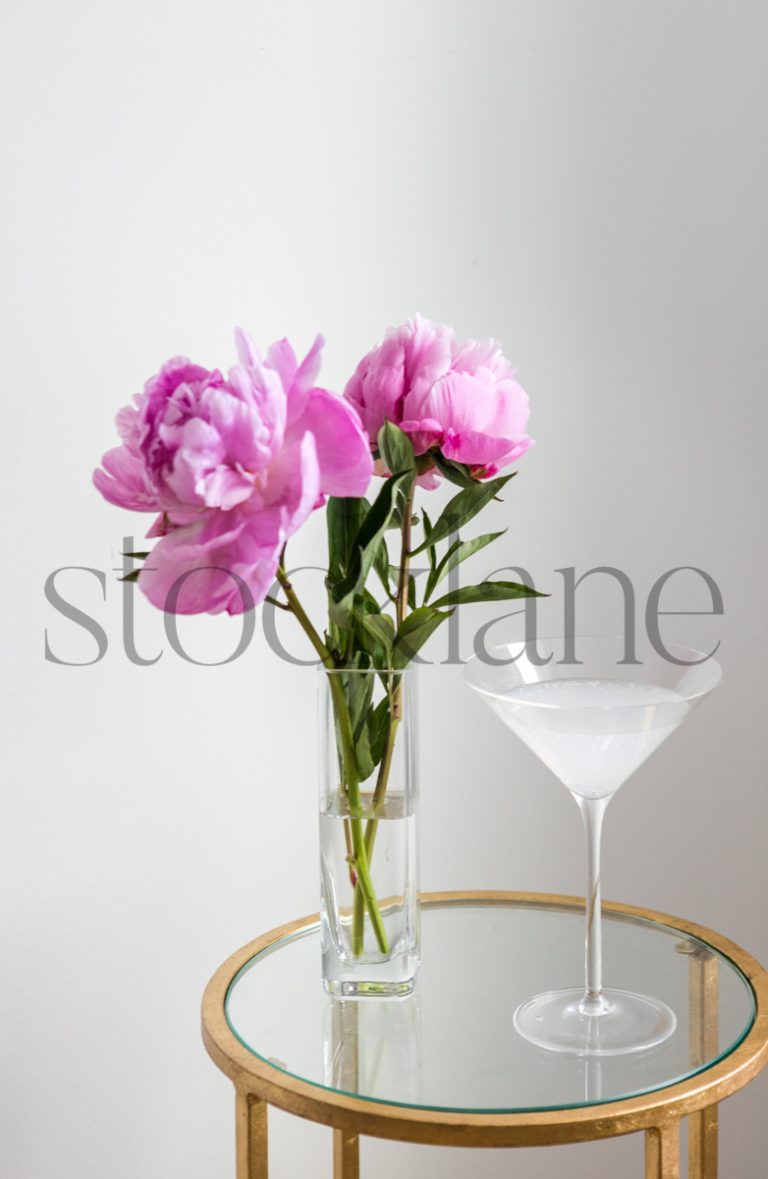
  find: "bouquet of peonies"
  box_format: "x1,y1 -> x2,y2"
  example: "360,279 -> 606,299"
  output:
94,315 -> 539,956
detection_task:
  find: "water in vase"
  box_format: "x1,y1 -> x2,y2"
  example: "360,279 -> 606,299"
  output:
319,790 -> 420,997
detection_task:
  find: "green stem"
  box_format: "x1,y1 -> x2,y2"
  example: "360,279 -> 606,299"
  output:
351,481 -> 415,947
276,565 -> 389,956
396,484 -> 415,628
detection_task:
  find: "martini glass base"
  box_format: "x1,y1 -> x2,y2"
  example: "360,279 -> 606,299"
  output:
513,988 -> 677,1056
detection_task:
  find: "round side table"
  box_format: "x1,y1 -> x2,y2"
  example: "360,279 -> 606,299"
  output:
201,892 -> 768,1179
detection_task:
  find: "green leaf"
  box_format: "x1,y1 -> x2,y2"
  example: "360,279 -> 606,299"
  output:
120,551 -> 151,560
424,538 -> 458,603
357,611 -> 395,657
346,667 -> 375,739
327,597 -> 351,630
329,585 -> 381,632
392,606 -> 453,668
430,580 -> 545,610
425,530 -> 506,601
372,536 -> 394,599
342,670 -> 401,781
409,473 -> 515,556
432,453 -> 477,489
328,472 -> 413,605
344,669 -> 376,781
353,722 -> 375,783
378,421 -> 415,475
407,574 -> 417,610
118,569 -> 142,583
326,496 -> 368,585
420,508 -> 437,574
388,503 -> 419,530
367,697 -> 392,766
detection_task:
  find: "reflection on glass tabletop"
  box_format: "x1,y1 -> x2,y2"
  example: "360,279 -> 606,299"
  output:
225,898 -> 755,1114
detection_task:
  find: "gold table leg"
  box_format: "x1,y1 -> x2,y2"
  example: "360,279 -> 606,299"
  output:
687,947 -> 720,1178
333,1129 -> 360,1179
235,1091 -> 268,1179
645,1121 -> 681,1179
690,1106 -> 718,1179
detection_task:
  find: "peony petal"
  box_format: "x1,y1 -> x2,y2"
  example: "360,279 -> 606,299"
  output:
300,388 -> 373,496
140,359 -> 214,443
93,447 -> 159,511
196,466 -> 255,511
342,335 -> 406,444
139,514 -> 279,615
441,429 -> 520,467
399,315 -> 454,418
490,435 -> 535,469
294,334 -> 325,394
400,417 -> 443,456
234,327 -> 263,369
340,316 -> 454,445
356,344 -> 406,434
451,337 -> 514,380
115,402 -> 143,451
162,418 -> 222,507
226,363 -> 286,461
419,372 -> 492,435
416,468 -> 441,491
158,510 -> 245,559
205,387 -> 273,471
146,513 -> 171,538
282,334 -> 325,426
483,379 -> 530,440
264,337 -> 296,385
281,430 -> 322,538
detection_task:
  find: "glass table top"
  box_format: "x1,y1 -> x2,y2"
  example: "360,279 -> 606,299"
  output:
225,899 -> 755,1114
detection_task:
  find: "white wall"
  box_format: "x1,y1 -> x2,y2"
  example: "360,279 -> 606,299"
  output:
3,1 -> 767,1176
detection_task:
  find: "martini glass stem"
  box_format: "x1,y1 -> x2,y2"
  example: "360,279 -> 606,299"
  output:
576,795 -> 610,1013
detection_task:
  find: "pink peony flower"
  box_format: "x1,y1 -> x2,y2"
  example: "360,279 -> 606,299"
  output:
344,315 -> 533,484
94,331 -> 373,614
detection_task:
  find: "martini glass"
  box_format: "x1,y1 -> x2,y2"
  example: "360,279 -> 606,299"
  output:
464,636 -> 722,1056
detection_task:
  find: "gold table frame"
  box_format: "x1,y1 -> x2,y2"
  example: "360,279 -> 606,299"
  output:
201,892 -> 768,1179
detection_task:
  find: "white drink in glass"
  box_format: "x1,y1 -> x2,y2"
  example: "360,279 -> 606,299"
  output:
489,679 -> 689,799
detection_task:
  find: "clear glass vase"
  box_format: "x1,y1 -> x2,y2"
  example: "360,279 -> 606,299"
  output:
318,666 -> 419,997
